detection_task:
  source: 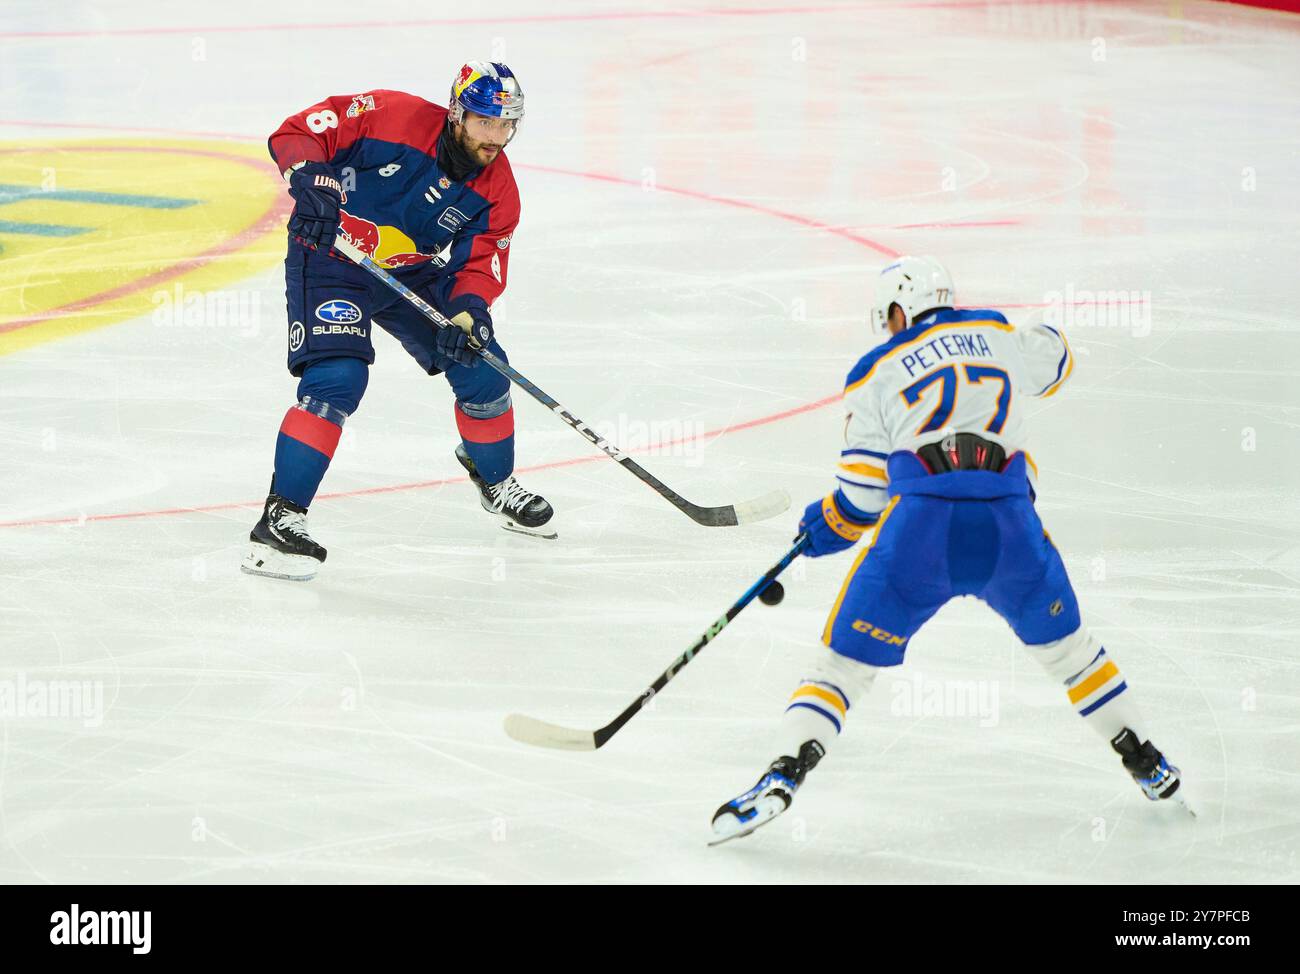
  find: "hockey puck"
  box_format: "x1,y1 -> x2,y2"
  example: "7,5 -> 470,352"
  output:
759,581 -> 785,606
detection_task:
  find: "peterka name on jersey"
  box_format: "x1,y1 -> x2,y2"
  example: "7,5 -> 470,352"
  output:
899,331 -> 995,377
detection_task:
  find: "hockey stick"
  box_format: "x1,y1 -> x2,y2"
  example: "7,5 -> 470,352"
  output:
331,235 -> 790,527
504,534 -> 809,751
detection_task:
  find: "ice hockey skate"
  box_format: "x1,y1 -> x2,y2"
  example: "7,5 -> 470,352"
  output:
240,492 -> 327,581
455,444 -> 556,539
1111,728 -> 1193,814
711,740 -> 825,845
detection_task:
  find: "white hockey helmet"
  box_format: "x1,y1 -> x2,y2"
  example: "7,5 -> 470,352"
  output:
871,256 -> 956,332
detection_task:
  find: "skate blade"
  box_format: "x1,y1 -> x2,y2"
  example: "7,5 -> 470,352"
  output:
499,519 -> 557,540
240,544 -> 319,581
709,827 -> 761,848
708,797 -> 788,846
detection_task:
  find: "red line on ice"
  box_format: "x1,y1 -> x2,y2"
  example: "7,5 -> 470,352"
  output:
0,394 -> 842,529
524,163 -> 900,258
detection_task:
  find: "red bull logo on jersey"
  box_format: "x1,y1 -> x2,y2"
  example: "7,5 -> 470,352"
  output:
346,94 -> 377,118
337,210 -> 436,269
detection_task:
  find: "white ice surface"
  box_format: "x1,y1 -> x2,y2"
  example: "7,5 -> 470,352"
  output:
1,0 -> 1299,883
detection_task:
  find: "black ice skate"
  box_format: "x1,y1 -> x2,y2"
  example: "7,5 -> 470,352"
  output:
1111,728 -> 1193,814
240,491 -> 327,581
455,444 -> 556,540
710,740 -> 826,845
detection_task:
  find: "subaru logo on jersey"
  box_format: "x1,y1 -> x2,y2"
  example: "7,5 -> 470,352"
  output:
315,299 -> 362,324
496,234 -> 511,250
289,320 -> 305,351
312,324 -> 367,338
437,207 -> 469,234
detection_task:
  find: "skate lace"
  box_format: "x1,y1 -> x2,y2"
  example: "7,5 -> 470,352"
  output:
273,508 -> 312,541
487,476 -> 536,513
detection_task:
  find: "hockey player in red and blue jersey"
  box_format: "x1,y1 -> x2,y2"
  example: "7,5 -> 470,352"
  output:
243,61 -> 555,581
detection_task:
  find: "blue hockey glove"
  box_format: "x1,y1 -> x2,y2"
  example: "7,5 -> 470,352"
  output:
798,491 -> 877,558
287,162 -> 343,250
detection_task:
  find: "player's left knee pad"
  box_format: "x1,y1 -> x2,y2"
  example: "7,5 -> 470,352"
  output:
1024,626 -> 1103,683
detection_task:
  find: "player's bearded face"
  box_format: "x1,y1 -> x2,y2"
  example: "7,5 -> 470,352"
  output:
456,112 -> 516,165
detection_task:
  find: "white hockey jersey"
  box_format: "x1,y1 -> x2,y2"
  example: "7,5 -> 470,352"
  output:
836,308 -> 1073,517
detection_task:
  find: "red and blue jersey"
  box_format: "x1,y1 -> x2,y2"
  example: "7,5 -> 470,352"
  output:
268,89 -> 520,314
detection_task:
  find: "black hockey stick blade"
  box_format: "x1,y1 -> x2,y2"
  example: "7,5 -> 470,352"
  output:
664,484 -> 791,527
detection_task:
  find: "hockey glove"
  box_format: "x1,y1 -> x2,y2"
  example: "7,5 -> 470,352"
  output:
287,162 -> 343,250
799,491 -> 877,558
432,310 -> 490,368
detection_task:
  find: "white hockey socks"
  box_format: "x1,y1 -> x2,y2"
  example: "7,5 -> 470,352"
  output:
775,650 -> 881,758
1026,627 -> 1147,742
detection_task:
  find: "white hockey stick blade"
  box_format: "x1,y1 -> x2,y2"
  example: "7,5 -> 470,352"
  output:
731,489 -> 792,525
503,713 -> 597,751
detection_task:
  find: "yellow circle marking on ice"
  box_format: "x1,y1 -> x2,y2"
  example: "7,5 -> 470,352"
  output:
0,138 -> 288,356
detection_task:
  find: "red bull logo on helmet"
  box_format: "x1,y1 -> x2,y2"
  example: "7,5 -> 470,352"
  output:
453,64 -> 483,98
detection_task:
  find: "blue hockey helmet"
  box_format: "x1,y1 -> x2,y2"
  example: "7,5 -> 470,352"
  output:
449,61 -> 525,136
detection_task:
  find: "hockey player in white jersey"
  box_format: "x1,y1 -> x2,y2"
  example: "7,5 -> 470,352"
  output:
712,256 -> 1187,842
